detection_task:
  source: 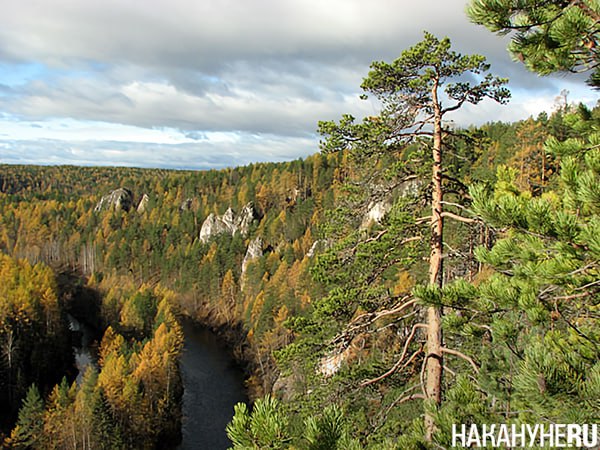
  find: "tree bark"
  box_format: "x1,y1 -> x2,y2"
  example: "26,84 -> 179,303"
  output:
424,77 -> 444,442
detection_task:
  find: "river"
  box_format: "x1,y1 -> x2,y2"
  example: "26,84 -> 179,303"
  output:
178,319 -> 248,449
68,314 -> 247,449
67,313 -> 97,385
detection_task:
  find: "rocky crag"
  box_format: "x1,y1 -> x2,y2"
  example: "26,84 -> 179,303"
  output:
199,202 -> 257,243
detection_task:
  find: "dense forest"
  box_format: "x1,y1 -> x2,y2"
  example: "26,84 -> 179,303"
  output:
0,152 -> 344,448
1,1 -> 599,448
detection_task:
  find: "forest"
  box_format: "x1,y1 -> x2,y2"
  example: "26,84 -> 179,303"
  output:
0,1 -> 599,449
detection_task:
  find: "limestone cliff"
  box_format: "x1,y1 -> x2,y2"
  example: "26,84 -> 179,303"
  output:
360,199 -> 393,228
137,194 -> 150,213
360,178 -> 422,228
241,236 -> 263,282
94,188 -> 134,213
199,202 -> 257,243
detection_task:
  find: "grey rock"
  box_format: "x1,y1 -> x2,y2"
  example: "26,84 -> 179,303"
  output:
94,188 -> 134,213
306,239 -> 330,258
137,194 -> 150,213
242,237 -> 263,276
199,202 -> 257,243
361,199 -> 393,228
179,198 -> 193,212
360,178 -> 422,228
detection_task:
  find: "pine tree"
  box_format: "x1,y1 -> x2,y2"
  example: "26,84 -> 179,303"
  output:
440,108 -> 600,433
468,0 -> 600,87
316,31 -> 509,442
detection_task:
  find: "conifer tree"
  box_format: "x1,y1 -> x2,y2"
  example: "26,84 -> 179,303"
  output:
316,31 -> 509,441
7,385 -> 44,449
440,108 -> 600,431
468,0 -> 600,87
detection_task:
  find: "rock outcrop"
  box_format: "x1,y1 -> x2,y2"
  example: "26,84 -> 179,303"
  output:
360,199 -> 393,228
199,202 -> 257,243
360,178 -> 422,228
242,236 -> 263,279
179,198 -> 193,212
137,194 -> 150,213
306,239 -> 331,258
318,334 -> 368,377
94,188 -> 134,213
237,203 -> 256,236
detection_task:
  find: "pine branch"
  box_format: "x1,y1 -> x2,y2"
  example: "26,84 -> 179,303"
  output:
440,200 -> 475,211
552,291 -> 594,301
572,278 -> 600,291
442,172 -> 471,190
443,365 -> 457,377
361,297 -> 418,323
360,346 -> 423,387
372,383 -> 425,432
572,0 -> 600,23
555,306 -> 600,351
373,310 -> 419,334
392,392 -> 426,405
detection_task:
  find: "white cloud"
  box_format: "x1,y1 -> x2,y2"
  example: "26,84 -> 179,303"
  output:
0,0 -> 595,169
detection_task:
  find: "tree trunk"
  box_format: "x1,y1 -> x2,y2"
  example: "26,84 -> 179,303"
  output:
424,79 -> 444,442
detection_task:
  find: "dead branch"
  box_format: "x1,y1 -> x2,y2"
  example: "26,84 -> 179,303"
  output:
361,346 -> 423,387
349,297 -> 418,328
329,297 -> 419,347
373,310 -> 418,333
573,278 -> 600,291
393,393 -> 426,405
440,200 -> 473,211
552,291 -> 593,301
375,383 -> 425,429
441,347 -> 479,373
360,323 -> 427,386
400,236 -> 422,245
443,365 -> 457,377
356,229 -> 388,249
441,211 -> 479,224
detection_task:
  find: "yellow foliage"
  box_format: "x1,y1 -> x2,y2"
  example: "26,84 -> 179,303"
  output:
393,270 -> 415,296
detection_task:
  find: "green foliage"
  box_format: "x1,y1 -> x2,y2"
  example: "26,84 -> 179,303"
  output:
226,397 -> 362,450
468,0 -> 600,88
448,110 -> 600,430
227,396 -> 291,449
361,31 -> 509,108
7,385 -> 44,449
304,405 -> 361,450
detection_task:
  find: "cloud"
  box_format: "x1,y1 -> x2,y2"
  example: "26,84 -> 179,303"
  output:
0,0 -> 595,169
0,132 -> 315,170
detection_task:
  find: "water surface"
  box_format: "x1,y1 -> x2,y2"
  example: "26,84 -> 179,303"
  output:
178,319 -> 248,450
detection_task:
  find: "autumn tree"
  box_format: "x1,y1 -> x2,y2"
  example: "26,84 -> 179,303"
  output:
508,117 -> 551,192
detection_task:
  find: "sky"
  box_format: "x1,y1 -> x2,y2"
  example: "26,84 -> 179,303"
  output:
0,0 -> 597,170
